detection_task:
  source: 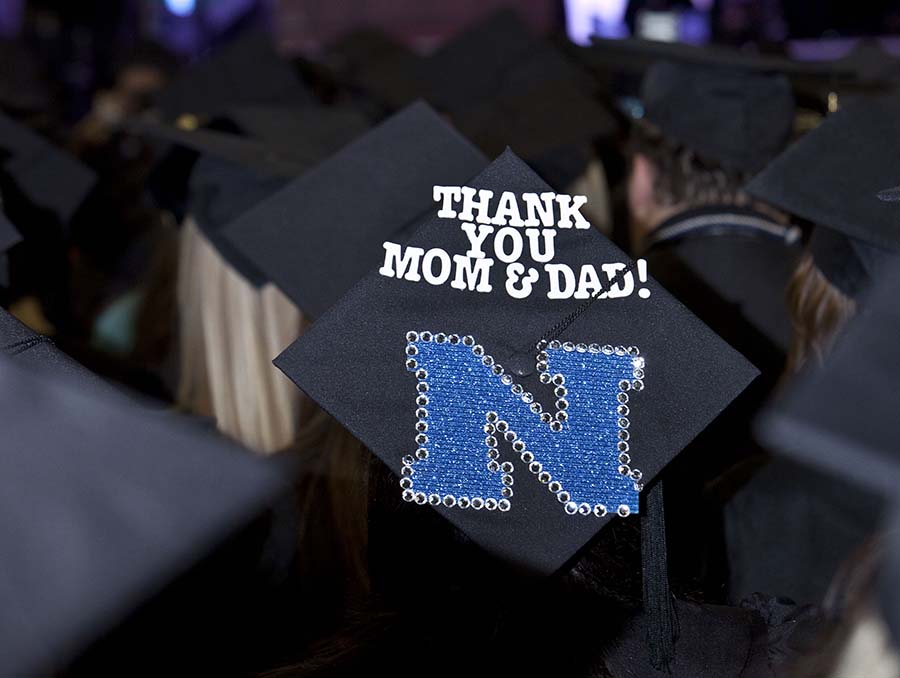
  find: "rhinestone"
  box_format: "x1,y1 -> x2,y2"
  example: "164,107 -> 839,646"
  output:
457,497 -> 470,509
538,471 -> 551,484
617,405 -> 629,416
556,399 -> 568,410
416,408 -> 429,419
556,411 -> 568,423
617,441 -> 629,453
471,498 -> 485,510
482,355 -> 494,367
498,499 -> 511,512
485,498 -> 498,511
406,345 -> 418,356
617,392 -> 629,404
505,431 -> 517,442
548,340 -> 561,349
421,331 -> 433,342
488,461 -> 500,472
406,331 -> 419,342
502,474 -> 514,486
488,449 -> 500,460
415,369 -> 428,380
577,343 -> 589,353
492,365 -> 504,376
417,382 -> 429,393
631,469 -> 643,481
435,333 -> 447,343
462,335 -> 475,346
633,357 -> 645,369
414,492 -> 427,505
402,455 -> 415,466
400,477 -> 412,489
521,451 -> 534,463
502,487 -> 514,498
416,448 -> 429,460
530,403 -> 542,414
483,423 -> 496,434
618,429 -> 630,441
402,489 -> 415,502
539,373 -> 552,384
513,440 -> 526,452
485,436 -> 498,448
618,418 -> 630,428
565,501 -> 578,515
415,433 -> 428,445
429,494 -> 441,505
540,412 -> 553,423
618,465 -> 630,475
538,351 -> 549,361
501,461 -> 514,473
473,345 -> 485,357
536,340 -> 548,351
529,461 -> 542,474
511,384 -> 524,395
401,466 -> 413,477
633,368 -> 644,379
417,395 -> 429,406
486,412 -> 498,423
588,343 -> 601,353
550,421 -> 563,432
578,503 -> 592,515
555,386 -> 568,398
548,481 -> 562,493
406,359 -> 417,370
552,374 -> 565,386
443,495 -> 456,507
496,421 -> 509,433
501,374 -> 513,385
415,421 -> 428,432
628,346 -> 640,356
522,392 -> 534,404
632,380 -> 644,391
634,482 -> 644,492
448,334 -> 460,344
536,361 -> 549,372
602,345 -> 614,355
557,491 -> 570,503
617,505 -> 631,517
594,504 -> 608,517
618,452 -> 631,464
618,379 -> 630,391
615,346 -> 626,356
563,342 -> 575,351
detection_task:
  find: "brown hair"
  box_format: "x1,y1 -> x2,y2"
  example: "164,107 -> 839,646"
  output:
785,252 -> 857,374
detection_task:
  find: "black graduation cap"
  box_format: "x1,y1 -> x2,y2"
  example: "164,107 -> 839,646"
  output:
0,351 -> 285,675
154,31 -> 315,123
640,60 -> 795,174
0,112 -> 96,225
755,255 -> 900,499
221,101 -> 489,319
745,94 -> 900,297
273,148 -> 757,574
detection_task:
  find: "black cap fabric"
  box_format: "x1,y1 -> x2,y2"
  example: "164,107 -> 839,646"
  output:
222,101 -> 489,318
0,354 -> 285,675
755,257 -> 900,497
0,209 -> 21,285
154,31 -> 314,122
641,61 -> 795,173
0,112 -> 96,224
745,95 -> 900,297
274,149 -> 757,574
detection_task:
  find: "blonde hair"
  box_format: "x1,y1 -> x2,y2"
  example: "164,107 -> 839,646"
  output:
176,217 -> 303,454
786,252 -> 857,374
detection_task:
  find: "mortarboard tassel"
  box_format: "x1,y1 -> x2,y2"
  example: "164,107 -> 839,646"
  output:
641,478 -> 679,672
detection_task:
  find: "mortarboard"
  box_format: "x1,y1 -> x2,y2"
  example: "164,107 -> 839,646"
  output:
273,148 -> 757,575
222,101 -> 489,319
745,94 -> 900,298
154,31 -> 315,124
640,61 -> 795,174
0,352 -> 286,675
0,112 -> 96,225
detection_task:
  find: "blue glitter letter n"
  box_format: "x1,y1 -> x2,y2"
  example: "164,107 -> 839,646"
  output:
401,332 -> 645,517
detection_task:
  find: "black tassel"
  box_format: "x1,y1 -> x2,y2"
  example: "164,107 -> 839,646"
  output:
641,479 -> 679,672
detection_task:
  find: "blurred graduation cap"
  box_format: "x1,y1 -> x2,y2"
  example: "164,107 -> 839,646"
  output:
273,148 -> 757,576
746,95 -> 900,298
0,112 -> 96,225
222,101 -> 488,319
0,350 -> 286,675
639,61 -> 794,174
154,31 -> 315,124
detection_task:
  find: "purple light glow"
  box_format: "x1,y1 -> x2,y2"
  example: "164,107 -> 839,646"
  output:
565,0 -> 630,45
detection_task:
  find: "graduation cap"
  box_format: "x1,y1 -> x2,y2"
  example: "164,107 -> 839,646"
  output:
0,112 -> 96,225
745,94 -> 900,298
272,148 -> 757,575
221,101 -> 489,319
154,31 -> 315,124
639,60 -> 795,174
0,349 -> 285,675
